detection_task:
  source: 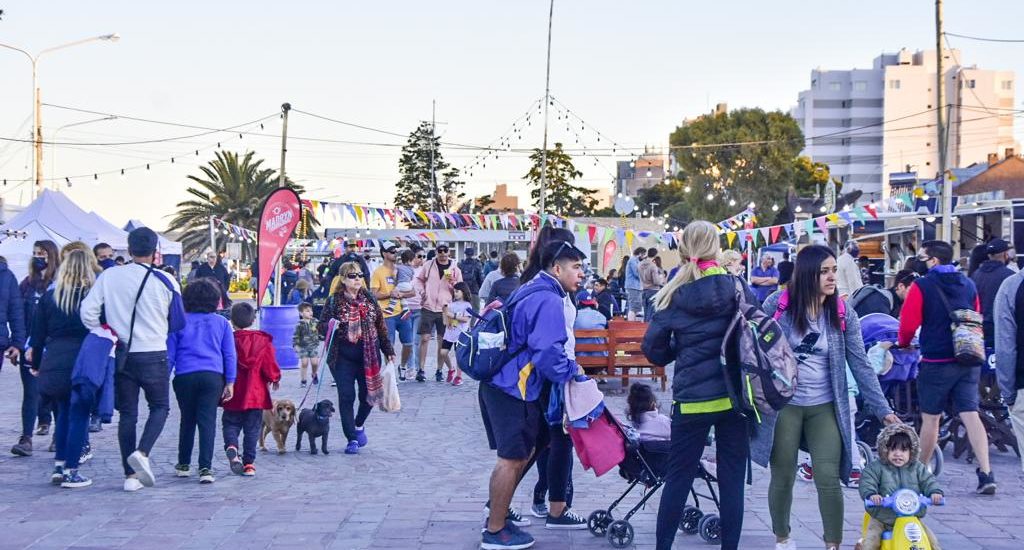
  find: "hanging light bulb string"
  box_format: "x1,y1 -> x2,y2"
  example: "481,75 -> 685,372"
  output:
460,97 -> 545,178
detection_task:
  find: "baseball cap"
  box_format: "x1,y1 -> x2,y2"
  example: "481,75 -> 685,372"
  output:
465,247 -> 476,256
987,239 -> 1010,255
436,244 -> 450,253
579,298 -> 598,307
380,240 -> 399,254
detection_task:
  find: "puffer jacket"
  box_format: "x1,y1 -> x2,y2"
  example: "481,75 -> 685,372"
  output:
642,273 -> 753,405
0,262 -> 26,351
971,259 -> 1015,345
859,423 -> 942,524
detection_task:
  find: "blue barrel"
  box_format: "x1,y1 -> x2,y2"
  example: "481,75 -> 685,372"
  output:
260,305 -> 300,370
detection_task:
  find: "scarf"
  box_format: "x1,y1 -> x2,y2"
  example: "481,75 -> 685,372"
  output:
324,289 -> 390,406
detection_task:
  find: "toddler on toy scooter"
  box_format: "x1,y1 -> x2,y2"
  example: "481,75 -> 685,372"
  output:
858,424 -> 944,550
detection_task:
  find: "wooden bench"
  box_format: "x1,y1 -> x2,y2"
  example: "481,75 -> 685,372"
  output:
574,319 -> 667,391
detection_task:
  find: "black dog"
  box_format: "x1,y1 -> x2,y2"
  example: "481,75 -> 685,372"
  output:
295,399 -> 335,455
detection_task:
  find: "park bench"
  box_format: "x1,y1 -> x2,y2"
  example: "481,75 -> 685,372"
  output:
574,319 -> 667,391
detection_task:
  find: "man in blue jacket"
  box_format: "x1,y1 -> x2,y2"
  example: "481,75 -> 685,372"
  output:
624,247 -> 645,321
480,241 -> 585,550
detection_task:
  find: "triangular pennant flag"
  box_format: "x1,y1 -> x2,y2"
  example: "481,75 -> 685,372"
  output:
770,226 -> 782,244
760,227 -> 771,245
354,206 -> 366,226
815,216 -> 829,235
853,207 -> 867,224
615,229 -> 625,249
826,213 -> 840,225
346,204 -> 358,223
625,230 -> 634,251
863,204 -> 878,219
751,228 -> 760,247
587,225 -> 597,244
899,193 -> 914,209
804,219 -> 815,236
839,211 -> 853,225
726,231 -> 736,248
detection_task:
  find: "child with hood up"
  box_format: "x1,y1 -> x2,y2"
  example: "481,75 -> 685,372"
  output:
857,423 -> 943,550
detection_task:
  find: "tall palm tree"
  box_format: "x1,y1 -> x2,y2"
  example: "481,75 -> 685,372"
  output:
168,150 -> 309,259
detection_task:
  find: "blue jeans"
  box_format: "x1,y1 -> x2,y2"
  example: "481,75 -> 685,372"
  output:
409,309 -> 421,369
19,365 -> 39,437
384,314 -> 413,347
54,384 -> 96,469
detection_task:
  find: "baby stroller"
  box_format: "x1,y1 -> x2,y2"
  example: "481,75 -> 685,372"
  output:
587,424 -> 721,548
855,314 -> 946,474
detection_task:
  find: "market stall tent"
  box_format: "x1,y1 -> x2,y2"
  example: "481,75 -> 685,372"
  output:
0,190 -> 107,279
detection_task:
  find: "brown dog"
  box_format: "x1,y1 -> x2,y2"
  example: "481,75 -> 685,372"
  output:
260,399 -> 297,454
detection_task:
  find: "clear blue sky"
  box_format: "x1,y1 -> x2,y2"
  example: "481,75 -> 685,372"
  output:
0,0 -> 1021,231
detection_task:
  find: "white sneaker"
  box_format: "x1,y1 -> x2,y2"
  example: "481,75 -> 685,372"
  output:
127,450 -> 155,487
123,477 -> 144,492
775,539 -> 797,550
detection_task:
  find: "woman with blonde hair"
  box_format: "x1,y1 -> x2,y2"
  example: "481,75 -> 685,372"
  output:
642,220 -> 757,550
720,249 -> 745,277
30,248 -> 102,487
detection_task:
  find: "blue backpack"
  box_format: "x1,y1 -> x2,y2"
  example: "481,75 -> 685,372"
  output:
455,282 -> 556,381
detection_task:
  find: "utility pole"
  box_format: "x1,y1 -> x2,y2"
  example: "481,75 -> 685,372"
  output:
209,216 -> 217,257
273,102 -> 290,306
538,0 -> 555,216
936,0 -> 953,242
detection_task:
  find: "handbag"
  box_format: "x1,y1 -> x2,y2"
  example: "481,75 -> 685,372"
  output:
379,360 -> 402,413
115,266 -> 155,373
926,278 -> 985,366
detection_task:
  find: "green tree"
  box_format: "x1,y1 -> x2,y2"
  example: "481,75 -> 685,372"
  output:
167,150 -> 308,259
792,155 -> 833,197
670,108 -> 818,223
394,122 -> 464,218
525,143 -> 599,217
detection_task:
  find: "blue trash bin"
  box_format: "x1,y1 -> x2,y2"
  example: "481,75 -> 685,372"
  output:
260,305 -> 300,370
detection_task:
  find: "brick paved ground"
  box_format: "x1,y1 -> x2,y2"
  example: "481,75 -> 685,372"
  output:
0,339 -> 1021,549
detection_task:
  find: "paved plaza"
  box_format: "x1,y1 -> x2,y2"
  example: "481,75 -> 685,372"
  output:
0,341 -> 1022,549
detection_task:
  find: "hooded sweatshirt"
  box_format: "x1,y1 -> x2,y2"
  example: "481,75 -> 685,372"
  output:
223,329 -> 281,411
971,259 -> 1014,345
859,423 -> 942,524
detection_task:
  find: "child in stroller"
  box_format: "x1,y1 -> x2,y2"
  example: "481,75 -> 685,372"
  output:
586,384 -> 722,548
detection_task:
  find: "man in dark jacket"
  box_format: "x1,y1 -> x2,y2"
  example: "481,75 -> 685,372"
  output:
971,238 -> 1015,348
483,250 -> 499,277
898,240 -> 996,495
993,267 -> 1024,472
327,241 -> 370,289
459,247 -> 484,309
195,252 -> 230,290
593,278 -> 616,320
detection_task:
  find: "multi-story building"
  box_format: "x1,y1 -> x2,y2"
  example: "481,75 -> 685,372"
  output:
616,150 -> 666,197
792,48 -> 1015,201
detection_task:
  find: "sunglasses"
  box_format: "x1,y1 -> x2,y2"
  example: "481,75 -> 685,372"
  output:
416,254 -> 426,259
437,248 -> 450,254
344,273 -> 361,280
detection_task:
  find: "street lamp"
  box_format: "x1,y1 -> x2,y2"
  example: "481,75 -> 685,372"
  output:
0,33 -> 119,199
51,115 -> 117,185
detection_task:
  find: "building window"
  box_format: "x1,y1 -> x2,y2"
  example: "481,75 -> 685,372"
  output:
966,79 -> 976,89
1002,80 -> 1014,90
828,82 -> 841,91
888,80 -> 901,90
854,81 -> 867,92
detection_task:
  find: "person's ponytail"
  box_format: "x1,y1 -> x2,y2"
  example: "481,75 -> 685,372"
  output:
652,221 -> 722,312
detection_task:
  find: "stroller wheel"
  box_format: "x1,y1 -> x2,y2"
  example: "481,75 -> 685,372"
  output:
698,513 -> 721,544
679,505 -> 703,534
607,520 -> 634,549
587,509 -> 613,537
856,440 -> 874,467
930,447 -> 944,476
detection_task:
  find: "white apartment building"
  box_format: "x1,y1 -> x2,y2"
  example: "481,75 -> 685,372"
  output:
791,49 -> 1015,200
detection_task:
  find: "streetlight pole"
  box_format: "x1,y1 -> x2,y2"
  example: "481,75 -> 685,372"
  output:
0,33 -> 119,200
538,0 -> 555,216
936,0 -> 953,242
50,115 -> 117,185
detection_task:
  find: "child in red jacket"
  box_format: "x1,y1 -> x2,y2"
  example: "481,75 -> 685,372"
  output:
222,303 -> 281,476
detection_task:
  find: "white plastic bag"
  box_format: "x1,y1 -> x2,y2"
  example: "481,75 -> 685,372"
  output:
379,361 -> 401,413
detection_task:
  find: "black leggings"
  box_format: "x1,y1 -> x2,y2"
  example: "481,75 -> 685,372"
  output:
172,371 -> 224,470
331,357 -> 371,442
655,409 -> 749,550
532,431 -> 575,506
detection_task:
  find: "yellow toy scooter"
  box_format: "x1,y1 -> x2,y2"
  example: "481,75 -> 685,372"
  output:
858,489 -> 944,550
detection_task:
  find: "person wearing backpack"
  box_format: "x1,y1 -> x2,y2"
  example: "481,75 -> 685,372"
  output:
760,244 -> 897,550
479,240 -> 586,550
994,263 -> 1024,472
898,240 -> 996,495
640,220 -> 757,550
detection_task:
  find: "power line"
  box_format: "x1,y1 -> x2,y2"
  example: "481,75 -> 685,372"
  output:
944,32 -> 1024,43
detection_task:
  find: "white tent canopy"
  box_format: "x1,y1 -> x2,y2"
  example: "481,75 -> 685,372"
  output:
0,190 -> 121,279
123,219 -> 183,255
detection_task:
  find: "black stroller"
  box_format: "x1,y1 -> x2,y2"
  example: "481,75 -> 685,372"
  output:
587,427 -> 721,548
939,348 -> 1021,463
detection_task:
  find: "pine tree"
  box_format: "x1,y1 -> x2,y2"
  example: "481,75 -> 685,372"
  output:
394,122 -> 463,215
524,143 -> 598,217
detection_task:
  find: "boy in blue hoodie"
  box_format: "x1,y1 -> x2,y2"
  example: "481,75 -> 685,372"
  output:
480,240 -> 585,550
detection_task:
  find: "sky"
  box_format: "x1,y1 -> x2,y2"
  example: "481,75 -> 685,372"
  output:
0,0 -> 1022,232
